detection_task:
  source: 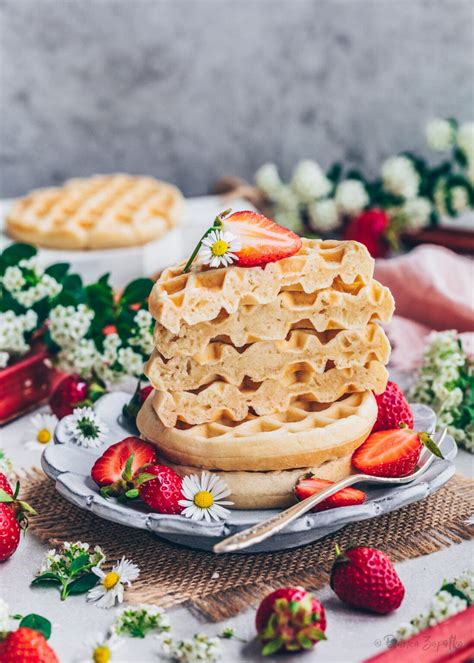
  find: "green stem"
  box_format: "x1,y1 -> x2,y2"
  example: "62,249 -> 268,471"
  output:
183,209 -> 231,273
60,580 -> 69,601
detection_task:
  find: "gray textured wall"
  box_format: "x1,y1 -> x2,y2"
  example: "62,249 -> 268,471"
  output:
0,0 -> 473,197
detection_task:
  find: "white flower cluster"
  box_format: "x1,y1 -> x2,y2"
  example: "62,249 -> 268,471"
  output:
159,633 -> 221,663
381,156 -> 420,199
1,258 -> 62,308
0,309 -> 38,367
410,331 -> 473,452
426,119 -> 456,152
39,541 -> 105,575
401,196 -> 432,230
111,604 -> 170,638
128,309 -> 154,355
396,569 -> 473,641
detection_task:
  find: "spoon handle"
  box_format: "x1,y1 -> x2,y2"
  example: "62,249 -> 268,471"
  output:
213,473 -> 367,554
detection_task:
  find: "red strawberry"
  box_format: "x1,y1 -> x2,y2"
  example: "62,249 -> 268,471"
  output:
91,437 -> 158,498
0,473 -> 37,562
139,464 -> 183,514
50,374 -> 89,419
344,208 -> 390,258
0,627 -> 59,663
352,426 -> 443,478
373,381 -> 414,432
122,383 -> 153,425
294,475 -> 366,511
139,385 -> 153,404
330,545 -> 405,614
256,587 -> 326,655
224,210 -> 302,267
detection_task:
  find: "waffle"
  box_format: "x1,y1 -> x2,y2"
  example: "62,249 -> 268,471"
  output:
137,390 -> 378,471
6,174 -> 184,250
165,452 -> 354,509
154,279 -> 394,358
149,239 -> 374,333
147,324 -> 390,393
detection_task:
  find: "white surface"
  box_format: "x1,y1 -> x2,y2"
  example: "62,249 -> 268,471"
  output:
0,195 -> 473,662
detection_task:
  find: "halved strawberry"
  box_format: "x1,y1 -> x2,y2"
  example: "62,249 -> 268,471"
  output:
91,437 -> 158,498
224,210 -> 302,267
352,426 -> 443,478
294,475 -> 366,511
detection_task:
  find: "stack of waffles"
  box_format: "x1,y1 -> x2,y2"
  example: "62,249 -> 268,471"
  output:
137,238 -> 395,509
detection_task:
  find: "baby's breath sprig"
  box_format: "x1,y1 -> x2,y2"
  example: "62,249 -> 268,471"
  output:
32,541 -> 105,601
183,209 -> 232,273
111,604 -> 170,638
158,632 -> 221,663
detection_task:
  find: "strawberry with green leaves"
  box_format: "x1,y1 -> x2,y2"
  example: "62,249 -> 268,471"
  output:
0,473 -> 37,562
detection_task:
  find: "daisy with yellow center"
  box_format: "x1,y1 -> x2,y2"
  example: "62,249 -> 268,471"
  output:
75,633 -> 122,663
25,412 -> 58,449
179,472 -> 233,523
86,557 -> 139,609
199,229 -> 241,268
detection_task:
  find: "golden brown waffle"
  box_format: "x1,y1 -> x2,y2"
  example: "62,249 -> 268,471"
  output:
150,361 -> 387,426
6,174 -> 183,250
154,279 -> 394,358
146,324 -> 390,393
137,390 -> 378,471
165,452 -> 354,509
149,239 -> 374,333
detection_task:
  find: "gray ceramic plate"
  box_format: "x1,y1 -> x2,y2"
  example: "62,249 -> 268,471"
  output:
42,392 -> 457,553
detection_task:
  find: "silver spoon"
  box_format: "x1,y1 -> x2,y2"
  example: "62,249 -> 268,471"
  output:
213,429 -> 448,554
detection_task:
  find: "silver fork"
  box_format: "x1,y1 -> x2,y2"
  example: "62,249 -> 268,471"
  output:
213,429 -> 448,554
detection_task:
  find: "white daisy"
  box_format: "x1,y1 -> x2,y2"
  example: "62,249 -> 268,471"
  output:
25,412 -> 58,449
179,472 -> 233,523
87,557 -> 140,609
75,633 -> 123,663
64,407 -> 108,448
199,230 -> 241,268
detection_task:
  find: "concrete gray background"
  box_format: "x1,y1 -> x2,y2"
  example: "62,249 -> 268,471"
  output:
0,0 -> 473,198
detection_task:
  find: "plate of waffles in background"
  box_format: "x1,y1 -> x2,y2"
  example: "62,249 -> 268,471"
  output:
0,173 -> 184,287
41,213 -> 457,551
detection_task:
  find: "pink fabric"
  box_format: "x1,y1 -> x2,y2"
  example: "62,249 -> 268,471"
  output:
374,245 -> 474,370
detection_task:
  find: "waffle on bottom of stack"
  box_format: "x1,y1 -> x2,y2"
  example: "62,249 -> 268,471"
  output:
137,390 -> 377,509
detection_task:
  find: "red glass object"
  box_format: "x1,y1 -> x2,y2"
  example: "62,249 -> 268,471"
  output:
0,349 -> 59,425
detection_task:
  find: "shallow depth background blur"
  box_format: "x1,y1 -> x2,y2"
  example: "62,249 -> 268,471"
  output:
0,0 -> 473,198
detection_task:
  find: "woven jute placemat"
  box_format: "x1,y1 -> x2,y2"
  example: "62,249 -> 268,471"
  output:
23,470 -> 473,621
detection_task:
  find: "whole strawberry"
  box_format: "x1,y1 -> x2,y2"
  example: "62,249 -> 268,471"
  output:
330,545 -> 405,614
344,208 -> 390,258
0,627 -> 59,663
255,587 -> 326,655
139,464 -> 183,514
0,473 -> 37,562
122,381 -> 153,426
50,374 -> 89,419
373,381 -> 414,432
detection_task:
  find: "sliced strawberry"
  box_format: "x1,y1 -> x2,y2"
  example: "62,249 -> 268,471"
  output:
224,210 -> 302,267
294,475 -> 366,511
352,428 -> 421,477
91,437 -> 157,497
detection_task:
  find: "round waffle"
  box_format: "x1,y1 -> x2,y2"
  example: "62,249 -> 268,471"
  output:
137,390 -> 377,472
6,173 -> 183,250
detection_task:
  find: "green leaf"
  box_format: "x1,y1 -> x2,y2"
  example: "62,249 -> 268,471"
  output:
122,453 -> 135,481
66,572 -> 99,596
261,637 -> 284,656
134,472 -> 157,486
125,488 -> 139,499
45,263 -> 70,280
69,553 -> 91,574
441,582 -> 471,605
1,243 -> 36,266
19,614 -> 52,640
0,488 -> 14,503
120,278 -> 154,305
31,574 -> 61,587
420,432 -> 445,459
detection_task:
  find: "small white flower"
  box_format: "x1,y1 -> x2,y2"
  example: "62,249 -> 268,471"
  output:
111,604 -> 170,638
403,197 -> 432,230
25,412 -> 58,449
457,122 -> 474,158
255,163 -> 282,199
335,179 -> 369,215
117,346 -> 144,378
381,156 -> 420,199
426,118 -> 455,151
0,598 -> 10,632
179,472 -> 233,523
87,557 -> 140,609
307,198 -> 340,232
291,160 -> 332,202
158,633 -> 221,663
199,229 -> 241,269
65,407 -> 108,448
74,633 -> 123,663
450,186 -> 470,214
2,266 -> 25,292
274,185 -> 300,214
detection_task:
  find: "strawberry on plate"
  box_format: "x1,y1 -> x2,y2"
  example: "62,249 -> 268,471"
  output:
294,475 -> 366,511
330,544 -> 405,614
0,473 -> 37,562
139,464 -> 183,515
373,380 -> 414,432
352,425 -> 444,478
0,627 -> 59,663
91,437 -> 157,499
256,586 -> 326,655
